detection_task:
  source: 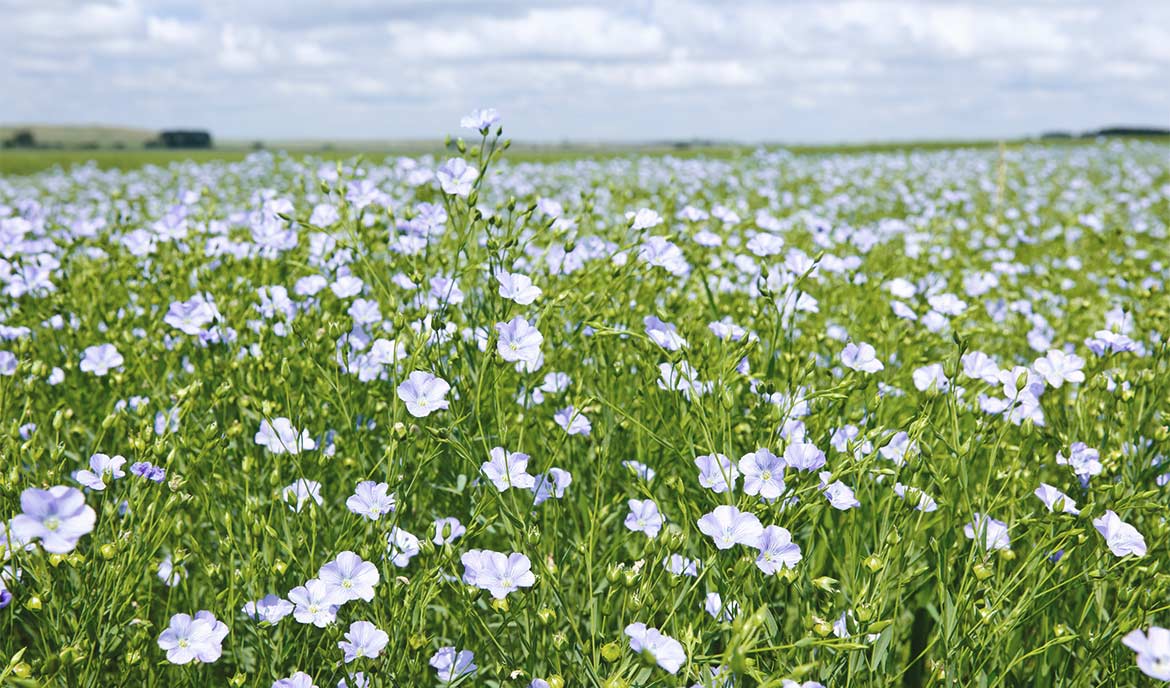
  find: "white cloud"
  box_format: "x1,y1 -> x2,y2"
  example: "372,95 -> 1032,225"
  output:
1,0 -> 1166,142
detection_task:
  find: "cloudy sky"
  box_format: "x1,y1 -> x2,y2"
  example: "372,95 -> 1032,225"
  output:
2,0 -> 1168,143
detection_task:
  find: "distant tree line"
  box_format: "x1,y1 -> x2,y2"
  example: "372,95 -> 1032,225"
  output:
1040,126 -> 1169,140
2,129 -> 214,149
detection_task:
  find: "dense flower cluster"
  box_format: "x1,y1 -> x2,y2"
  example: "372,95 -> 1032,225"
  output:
1,112 -> 1169,686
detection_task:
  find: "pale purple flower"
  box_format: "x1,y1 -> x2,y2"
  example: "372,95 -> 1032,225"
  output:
644,315 -> 688,351
289,578 -> 343,627
554,406 -> 592,436
481,447 -> 537,491
461,549 -> 535,599
437,158 -> 478,197
627,208 -> 664,230
496,271 -> 542,305
841,342 -> 883,373
281,479 -> 323,512
346,481 -> 395,520
319,551 -> 380,603
893,483 -> 938,512
625,499 -> 663,538
338,620 -> 389,662
878,432 -> 916,466
386,527 -> 421,567
698,505 -> 763,550
460,107 -> 501,132
625,622 -> 686,674
1123,627 -> 1170,680
11,486 -> 96,553
695,453 -> 738,493
165,294 -> 219,335
820,473 -> 860,510
1034,483 -> 1080,515
496,316 -> 544,368
243,594 -> 294,624
157,611 -> 228,665
961,351 -> 1001,384
397,371 -> 451,418
705,592 -> 739,622
1033,349 -> 1085,387
1057,442 -> 1102,484
430,646 -> 476,684
753,525 -> 802,574
531,468 -> 572,505
272,672 -> 318,688
783,441 -> 825,472
75,453 -> 127,491
80,343 -> 123,376
912,363 -> 949,392
1093,510 -> 1147,557
739,449 -> 786,500
432,517 -> 466,545
256,418 -> 316,455
964,513 -> 1011,551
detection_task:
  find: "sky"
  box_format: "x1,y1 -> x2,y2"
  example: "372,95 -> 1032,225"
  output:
2,0 -> 1168,144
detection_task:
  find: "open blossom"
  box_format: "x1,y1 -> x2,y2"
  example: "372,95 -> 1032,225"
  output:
461,549 -> 536,599
387,527 -> 421,567
783,441 -> 826,472
75,453 -> 126,491
531,468 -> 572,505
753,525 -> 802,574
272,672 -> 318,688
430,646 -> 476,684
879,432 -> 916,466
964,513 -> 1011,551
1033,349 -> 1085,387
913,363 -> 950,392
625,499 -> 663,538
496,316 -> 544,368
436,158 -> 478,197
820,472 -> 861,510
1123,627 -> 1170,681
157,611 -> 228,664
11,486 -> 96,554
460,107 -> 500,132
496,271 -> 542,304
397,371 -> 451,418
165,294 -> 219,334
1034,483 -> 1080,515
554,406 -> 592,436
338,620 -> 389,663
627,208 -> 663,230
482,447 -> 537,491
893,483 -> 938,512
695,453 -> 738,493
1057,442 -> 1102,483
625,623 -> 686,674
256,417 -> 316,455
80,343 -> 123,376
432,516 -> 466,545
319,551 -> 380,603
644,315 -> 688,351
243,594 -> 294,624
1093,510 -> 1147,557
289,578 -> 344,627
281,479 -> 323,512
841,342 -> 884,373
346,481 -> 395,520
739,449 -> 786,499
698,505 -> 763,550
